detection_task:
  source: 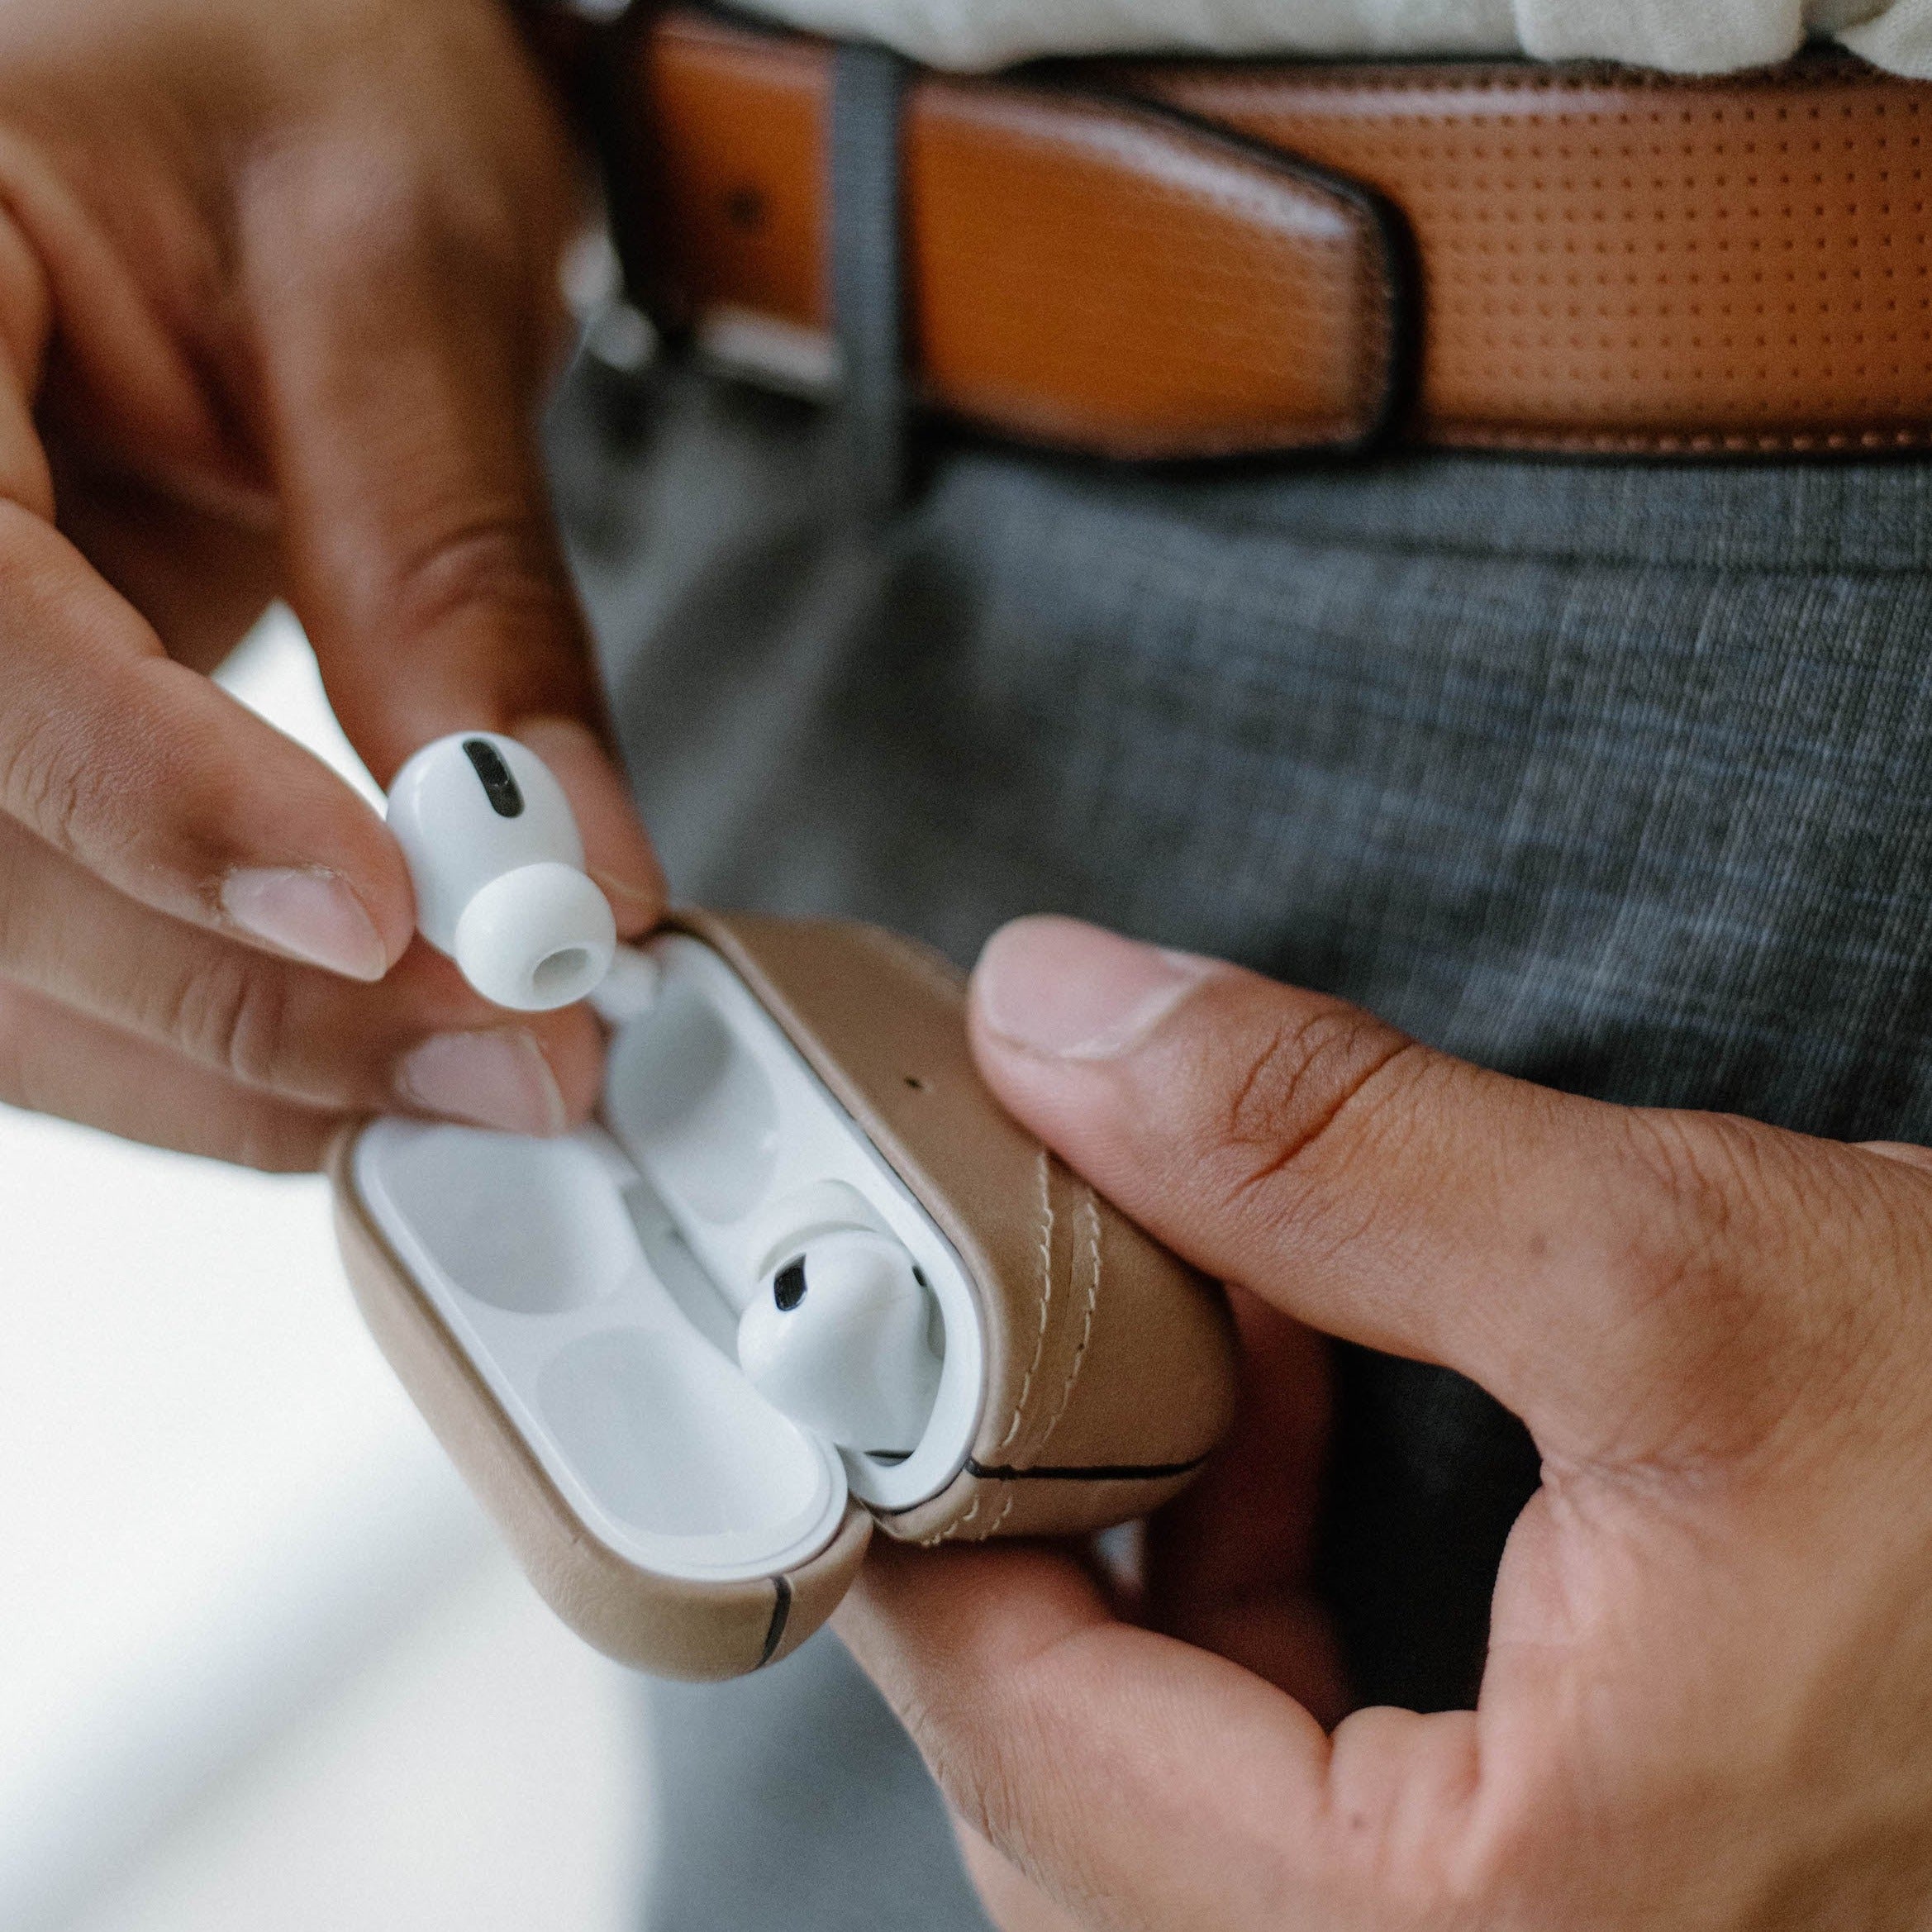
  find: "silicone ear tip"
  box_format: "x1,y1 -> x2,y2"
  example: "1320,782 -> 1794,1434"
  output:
452,861 -> 616,1011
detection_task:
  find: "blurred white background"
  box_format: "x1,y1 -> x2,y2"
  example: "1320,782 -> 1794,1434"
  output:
0,611 -> 645,1932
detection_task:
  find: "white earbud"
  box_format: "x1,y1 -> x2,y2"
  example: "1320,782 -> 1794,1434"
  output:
735,1193 -> 942,1455
386,731 -> 616,1011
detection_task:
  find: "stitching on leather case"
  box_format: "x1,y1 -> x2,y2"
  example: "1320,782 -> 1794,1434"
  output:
1030,1187 -> 1103,1462
926,1476 -> 1017,1543
836,920 -> 1116,1524
923,1476 -> 986,1546
993,1149 -> 1057,1456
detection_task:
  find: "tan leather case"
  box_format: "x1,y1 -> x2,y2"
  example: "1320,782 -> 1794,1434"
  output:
331,911 -> 1236,1677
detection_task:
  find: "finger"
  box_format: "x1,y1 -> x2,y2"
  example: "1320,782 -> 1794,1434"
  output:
512,716 -> 664,935
0,191 -> 400,974
236,102 -> 662,934
1143,1291 -> 1348,1720
0,977 -> 341,1171
966,917 -> 1918,1460
951,1820 -> 1090,1932
44,431 -> 282,673
0,179 -> 55,519
1860,1140 -> 1932,1178
0,816 -> 602,1130
838,1539 -> 1473,1928
0,502 -> 416,977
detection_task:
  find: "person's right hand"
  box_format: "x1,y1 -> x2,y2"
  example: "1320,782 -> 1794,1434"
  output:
0,0 -> 663,1170
840,916 -> 1932,1930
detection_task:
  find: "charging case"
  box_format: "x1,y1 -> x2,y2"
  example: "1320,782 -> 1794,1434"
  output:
331,911 -> 1237,1679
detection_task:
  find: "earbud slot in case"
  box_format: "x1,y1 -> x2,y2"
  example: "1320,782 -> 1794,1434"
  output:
331,911 -> 1237,1679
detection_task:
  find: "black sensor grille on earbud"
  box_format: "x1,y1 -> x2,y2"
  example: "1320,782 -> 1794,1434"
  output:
773,1258 -> 807,1311
462,738 -> 525,818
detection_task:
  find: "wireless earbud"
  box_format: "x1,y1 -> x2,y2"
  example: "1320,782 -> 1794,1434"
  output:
735,1193 -> 942,1456
386,731 -> 616,1012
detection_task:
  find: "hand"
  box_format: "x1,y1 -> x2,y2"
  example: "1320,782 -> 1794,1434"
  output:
0,0 -> 661,1168
839,915 -> 1932,1929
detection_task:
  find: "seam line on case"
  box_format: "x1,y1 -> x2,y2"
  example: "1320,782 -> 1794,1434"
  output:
987,1485 -> 1018,1536
994,1149 -> 1056,1455
1030,1187 -> 1102,1462
927,1473 -> 990,1545
756,1575 -> 793,1668
960,1454 -> 1212,1482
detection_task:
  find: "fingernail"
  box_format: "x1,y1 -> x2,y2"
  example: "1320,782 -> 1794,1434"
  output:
397,1029 -> 568,1135
973,916 -> 1214,1060
512,716 -> 662,927
221,867 -> 388,982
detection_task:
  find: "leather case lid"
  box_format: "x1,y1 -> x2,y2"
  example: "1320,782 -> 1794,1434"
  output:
678,913 -> 1240,1545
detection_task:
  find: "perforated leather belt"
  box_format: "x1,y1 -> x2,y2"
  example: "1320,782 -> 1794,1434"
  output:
554,6 -> 1932,460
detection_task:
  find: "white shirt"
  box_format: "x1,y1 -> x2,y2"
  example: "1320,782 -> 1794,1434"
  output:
738,0 -> 1932,79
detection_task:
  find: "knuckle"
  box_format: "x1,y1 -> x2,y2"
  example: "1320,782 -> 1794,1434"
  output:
277,137 -> 520,286
1205,1002 -> 1420,1211
1604,1111 -> 1757,1338
0,673 -> 241,887
0,703 -> 105,861
0,972 -> 334,1168
385,505 -> 580,663
153,954 -> 302,1097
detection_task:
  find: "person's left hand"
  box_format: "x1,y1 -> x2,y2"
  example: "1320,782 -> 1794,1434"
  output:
838,915 -> 1932,1930
0,0 -> 664,1168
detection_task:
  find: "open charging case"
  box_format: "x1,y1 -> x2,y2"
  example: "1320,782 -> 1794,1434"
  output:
331,911 -> 1237,1679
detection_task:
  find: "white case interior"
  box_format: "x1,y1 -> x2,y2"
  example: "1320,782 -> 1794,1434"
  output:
352,935 -> 985,1583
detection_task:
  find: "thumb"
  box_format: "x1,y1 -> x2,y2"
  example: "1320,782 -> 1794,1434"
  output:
236,108 -> 662,933
836,1539 -> 1471,1930
965,917 -> 1916,1468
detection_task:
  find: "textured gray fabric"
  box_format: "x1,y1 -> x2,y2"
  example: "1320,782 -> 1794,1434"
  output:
549,355 -> 1932,1928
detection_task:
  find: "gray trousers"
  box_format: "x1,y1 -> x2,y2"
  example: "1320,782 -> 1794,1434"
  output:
550,355 -> 1932,1931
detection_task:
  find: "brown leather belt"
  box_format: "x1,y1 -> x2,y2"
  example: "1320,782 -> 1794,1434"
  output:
583,7 -> 1932,460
